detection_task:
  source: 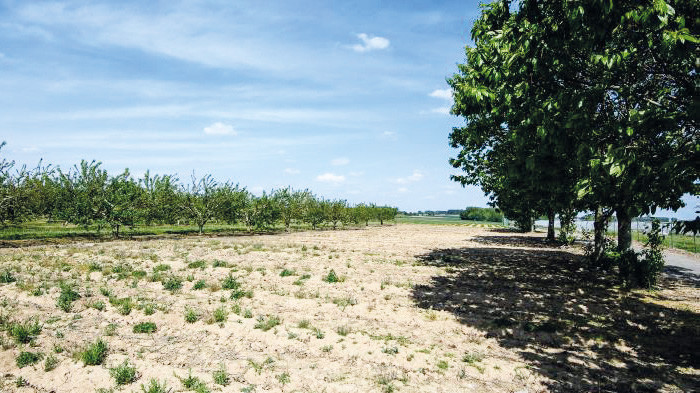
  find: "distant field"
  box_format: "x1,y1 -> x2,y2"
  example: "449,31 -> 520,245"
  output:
396,215 -> 502,227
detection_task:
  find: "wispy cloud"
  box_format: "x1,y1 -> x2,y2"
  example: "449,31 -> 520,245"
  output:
203,122 -> 237,135
284,168 -> 300,175
430,107 -> 451,115
394,170 -> 424,184
331,157 -> 349,166
429,88 -> 452,100
316,173 -> 346,183
352,33 -> 390,52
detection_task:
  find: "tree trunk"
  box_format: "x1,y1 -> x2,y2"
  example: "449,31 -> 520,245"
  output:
593,206 -> 605,263
546,210 -> 555,242
616,208 -> 632,252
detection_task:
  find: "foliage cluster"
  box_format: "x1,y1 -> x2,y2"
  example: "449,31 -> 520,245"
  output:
0,151 -> 398,236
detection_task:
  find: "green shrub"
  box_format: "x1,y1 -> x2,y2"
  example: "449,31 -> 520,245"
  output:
162,277 -> 183,292
133,322 -> 157,334
193,280 -> 207,290
16,351 -> 42,368
140,379 -> 169,393
221,274 -> 239,290
637,219 -> 666,288
254,315 -> 281,331
212,364 -> 230,386
153,264 -> 171,272
184,308 -> 199,323
280,269 -> 295,277
110,359 -> 137,385
323,269 -> 341,283
57,283 -> 80,312
44,354 -> 59,371
213,307 -> 228,323
81,339 -> 108,365
188,260 -> 207,269
8,319 -> 42,344
0,270 -> 15,283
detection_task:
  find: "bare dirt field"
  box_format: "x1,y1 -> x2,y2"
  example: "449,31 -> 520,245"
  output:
0,225 -> 697,392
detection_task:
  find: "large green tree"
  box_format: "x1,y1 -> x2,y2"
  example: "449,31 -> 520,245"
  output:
450,0 -> 698,258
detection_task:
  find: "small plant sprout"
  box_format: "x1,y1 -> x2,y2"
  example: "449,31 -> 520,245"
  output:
81,338 -> 108,365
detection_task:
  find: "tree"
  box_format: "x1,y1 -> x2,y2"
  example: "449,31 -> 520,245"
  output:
449,0 -> 698,262
327,199 -> 348,229
181,173 -> 220,234
216,183 -> 249,226
140,171 -> 180,226
0,143 -> 33,226
55,160 -> 109,232
104,170 -> 142,237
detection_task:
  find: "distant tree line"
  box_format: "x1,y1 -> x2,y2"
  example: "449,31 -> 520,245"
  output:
0,146 -> 398,237
459,207 -> 503,222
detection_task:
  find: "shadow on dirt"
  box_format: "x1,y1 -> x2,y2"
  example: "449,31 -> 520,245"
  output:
411,240 -> 699,392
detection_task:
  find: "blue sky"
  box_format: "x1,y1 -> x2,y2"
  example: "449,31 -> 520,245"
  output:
0,0 -> 696,217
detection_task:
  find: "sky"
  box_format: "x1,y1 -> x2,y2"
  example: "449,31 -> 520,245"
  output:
0,0 -> 697,217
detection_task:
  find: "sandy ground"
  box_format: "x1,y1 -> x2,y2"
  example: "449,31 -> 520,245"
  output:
0,224 -> 697,393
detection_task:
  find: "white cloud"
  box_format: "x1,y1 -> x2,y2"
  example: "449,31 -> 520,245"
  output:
203,122 -> 237,135
352,33 -> 390,52
331,157 -> 349,166
394,170 -> 424,184
316,173 -> 346,183
349,171 -> 364,177
397,187 -> 408,193
430,107 -> 451,115
380,130 -> 397,140
284,168 -> 300,175
429,88 -> 452,100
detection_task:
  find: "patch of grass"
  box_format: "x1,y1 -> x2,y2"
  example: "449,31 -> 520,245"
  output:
248,357 -> 274,375
0,269 -> 16,283
193,279 -> 207,290
16,351 -> 42,368
105,323 -> 118,336
81,339 -> 108,365
382,346 -> 399,355
221,274 -> 240,290
90,301 -> 106,311
254,315 -> 281,331
140,379 -> 169,393
187,260 -> 207,269
162,276 -> 183,292
153,264 -> 171,272
212,364 -> 230,386
44,354 -> 59,371
184,307 -> 199,323
57,283 -> 80,312
213,306 -> 228,323
132,270 -> 147,279
212,260 -> 227,268
143,304 -> 155,315
110,359 -> 137,385
230,288 -> 253,300
332,296 -> 357,310
437,360 -> 449,370
280,268 -> 295,277
297,319 -> 311,329
313,327 -> 325,339
336,325 -> 351,336
133,322 -> 157,333
323,269 -> 344,283
321,345 -> 333,353
243,308 -> 253,318
276,372 -> 290,386
8,318 -> 42,344
177,370 -> 210,392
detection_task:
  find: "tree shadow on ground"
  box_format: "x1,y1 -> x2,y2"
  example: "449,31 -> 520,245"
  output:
470,234 -> 564,248
411,242 -> 699,392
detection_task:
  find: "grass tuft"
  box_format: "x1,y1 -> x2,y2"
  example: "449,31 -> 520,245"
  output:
81,338 -> 108,366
